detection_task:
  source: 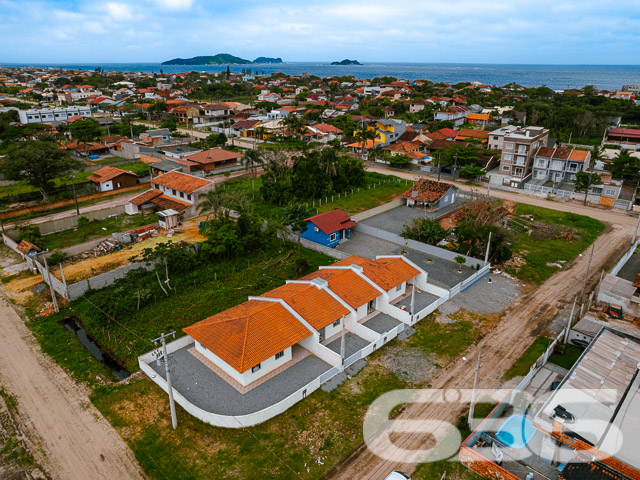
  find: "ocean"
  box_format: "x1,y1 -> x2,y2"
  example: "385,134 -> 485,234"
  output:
2,62 -> 639,91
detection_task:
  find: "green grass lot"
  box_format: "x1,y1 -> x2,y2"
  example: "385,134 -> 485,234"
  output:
0,162 -> 150,203
507,204 -> 604,284
91,156 -> 126,165
502,336 -> 584,381
219,171 -> 410,221
37,212 -> 156,251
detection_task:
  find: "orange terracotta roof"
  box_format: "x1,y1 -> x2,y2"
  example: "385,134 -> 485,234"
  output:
402,179 -> 453,204
300,268 -> 380,310
183,300 -> 312,373
262,283 -> 349,330
17,240 -> 40,254
129,189 -> 163,205
185,148 -> 243,165
467,113 -> 490,121
332,255 -> 419,291
153,195 -> 191,212
151,171 -> 212,194
88,166 -> 137,184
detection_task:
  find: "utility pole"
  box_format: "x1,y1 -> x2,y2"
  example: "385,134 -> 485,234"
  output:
153,331 -> 177,430
468,347 -> 482,428
340,317 -> 346,371
564,295 -> 577,344
484,231 -> 492,266
579,243 -> 595,307
71,177 -> 80,215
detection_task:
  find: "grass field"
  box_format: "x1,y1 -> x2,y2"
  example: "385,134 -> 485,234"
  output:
502,336 -> 584,381
506,204 -> 605,284
219,171 -> 410,221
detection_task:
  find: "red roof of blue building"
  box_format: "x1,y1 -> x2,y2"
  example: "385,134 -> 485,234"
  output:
305,209 -> 356,234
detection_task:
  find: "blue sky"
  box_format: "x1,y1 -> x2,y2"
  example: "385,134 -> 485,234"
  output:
1,0 -> 639,64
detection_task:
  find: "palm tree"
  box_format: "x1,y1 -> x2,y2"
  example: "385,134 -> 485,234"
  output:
354,125 -> 377,158
283,202 -> 311,253
197,190 -> 225,220
242,148 -> 264,198
319,148 -> 339,177
282,114 -> 304,139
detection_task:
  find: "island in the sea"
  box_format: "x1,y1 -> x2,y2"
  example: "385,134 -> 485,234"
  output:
253,57 -> 283,64
330,59 -> 362,65
161,54 -> 283,65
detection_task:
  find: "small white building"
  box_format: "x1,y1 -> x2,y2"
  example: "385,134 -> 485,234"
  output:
18,106 -> 92,124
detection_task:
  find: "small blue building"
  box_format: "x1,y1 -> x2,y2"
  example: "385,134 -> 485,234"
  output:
301,209 -> 356,248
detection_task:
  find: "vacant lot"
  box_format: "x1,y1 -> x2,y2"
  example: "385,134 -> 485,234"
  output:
504,204 -> 605,284
220,171 -> 410,220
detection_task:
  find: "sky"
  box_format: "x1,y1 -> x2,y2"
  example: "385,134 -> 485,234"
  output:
1,0 -> 640,64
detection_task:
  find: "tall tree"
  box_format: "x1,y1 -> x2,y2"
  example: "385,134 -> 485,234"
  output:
1,140 -> 82,202
69,118 -> 101,158
574,171 -> 602,205
242,148 -> 264,198
283,202 -> 311,252
609,150 -> 640,180
319,148 -> 339,177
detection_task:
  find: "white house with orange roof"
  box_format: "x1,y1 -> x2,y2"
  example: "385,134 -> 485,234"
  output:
125,171 -> 214,218
178,255 -> 433,388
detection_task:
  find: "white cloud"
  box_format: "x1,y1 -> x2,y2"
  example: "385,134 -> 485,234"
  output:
153,0 -> 193,10
105,2 -> 135,21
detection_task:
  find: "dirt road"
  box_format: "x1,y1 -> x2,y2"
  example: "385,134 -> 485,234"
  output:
328,222 -> 631,479
0,294 -> 145,480
367,163 -> 639,228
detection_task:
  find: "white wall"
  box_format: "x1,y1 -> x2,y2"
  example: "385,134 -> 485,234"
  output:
387,281 -> 406,301
99,181 -> 114,192
321,316 -> 344,340
196,341 -> 292,387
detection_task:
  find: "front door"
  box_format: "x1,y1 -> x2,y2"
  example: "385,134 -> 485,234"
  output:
319,327 -> 326,342
367,299 -> 376,315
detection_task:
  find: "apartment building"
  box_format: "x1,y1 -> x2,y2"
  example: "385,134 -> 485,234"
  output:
18,106 -> 92,124
487,125 -> 518,151
498,126 -> 549,187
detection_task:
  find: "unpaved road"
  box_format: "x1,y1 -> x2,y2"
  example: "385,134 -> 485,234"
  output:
0,294 -> 145,480
327,222 -> 632,479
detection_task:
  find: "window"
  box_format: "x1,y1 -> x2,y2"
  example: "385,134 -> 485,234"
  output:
179,192 -> 184,198
332,319 -> 341,327
116,182 -> 121,188
329,233 -> 337,242
251,363 -> 261,373
502,165 -> 510,171
396,284 -> 402,292
505,143 -> 513,150
503,154 -> 512,161
275,351 -> 284,360
172,189 -> 176,195
493,136 -> 499,140
605,188 -> 616,196
187,194 -> 192,201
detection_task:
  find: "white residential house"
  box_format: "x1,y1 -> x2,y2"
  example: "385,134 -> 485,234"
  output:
18,106 -> 92,124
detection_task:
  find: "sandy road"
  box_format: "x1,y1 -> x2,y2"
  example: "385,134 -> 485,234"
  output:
327,221 -> 632,479
0,293 -> 145,480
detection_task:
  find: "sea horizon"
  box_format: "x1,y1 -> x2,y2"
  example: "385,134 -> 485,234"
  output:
2,61 -> 639,91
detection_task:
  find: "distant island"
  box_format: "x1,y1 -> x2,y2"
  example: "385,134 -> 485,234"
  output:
161,54 -> 283,65
253,57 -> 283,64
331,59 -> 361,65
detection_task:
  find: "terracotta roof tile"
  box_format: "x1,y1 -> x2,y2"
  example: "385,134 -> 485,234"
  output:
153,195 -> 191,212
402,179 -> 453,203
305,209 -> 356,234
183,300 -> 312,373
17,240 -> 40,254
332,255 -> 419,291
185,148 -> 243,165
129,189 -> 163,206
151,171 -> 212,194
262,283 -> 349,330
87,166 -> 138,184
300,268 -> 380,310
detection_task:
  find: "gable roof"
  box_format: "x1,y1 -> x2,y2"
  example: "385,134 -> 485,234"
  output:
129,189 -> 163,206
535,147 -> 590,162
301,268 -> 380,309
305,209 -> 356,234
17,239 -> 41,255
183,300 -> 312,373
332,255 -> 419,291
152,171 -> 212,194
262,283 -> 349,331
456,129 -> 489,139
402,179 -> 454,203
185,148 -> 243,165
437,128 -> 458,139
87,166 -> 137,184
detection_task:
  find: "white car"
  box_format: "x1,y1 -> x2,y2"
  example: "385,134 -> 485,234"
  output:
384,472 -> 410,480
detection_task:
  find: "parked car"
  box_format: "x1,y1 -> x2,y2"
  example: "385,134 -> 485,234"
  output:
385,472 -> 410,480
